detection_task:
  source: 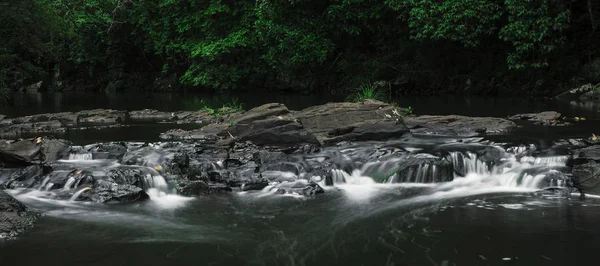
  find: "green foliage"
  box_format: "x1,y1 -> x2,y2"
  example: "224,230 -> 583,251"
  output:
0,0 -> 593,95
499,0 -> 570,69
345,83 -> 387,102
198,98 -> 244,117
388,0 -> 502,47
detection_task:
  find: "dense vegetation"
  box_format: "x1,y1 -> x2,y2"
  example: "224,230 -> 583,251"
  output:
1,0 -> 599,99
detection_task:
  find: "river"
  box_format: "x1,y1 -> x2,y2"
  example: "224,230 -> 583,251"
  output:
1,91 -> 600,265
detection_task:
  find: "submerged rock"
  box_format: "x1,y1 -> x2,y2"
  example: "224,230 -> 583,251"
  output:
0,190 -> 38,240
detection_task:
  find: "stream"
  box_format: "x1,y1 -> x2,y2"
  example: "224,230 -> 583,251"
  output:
1,92 -> 600,265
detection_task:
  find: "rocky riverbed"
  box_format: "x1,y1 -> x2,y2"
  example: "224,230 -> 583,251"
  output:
1,100 -> 598,239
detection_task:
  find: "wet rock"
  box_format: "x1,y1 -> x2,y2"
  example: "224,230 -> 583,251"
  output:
0,138 -> 70,162
0,149 -> 33,168
571,162 -> 600,194
570,145 -> 600,194
270,180 -> 324,196
159,124 -> 229,142
0,121 -> 65,139
88,179 -> 149,203
230,116 -> 319,147
294,100 -> 397,139
77,109 -> 128,127
174,110 -> 215,124
40,138 -> 71,161
0,190 -> 38,240
579,90 -> 600,102
106,168 -> 150,189
2,165 -> 45,189
179,181 -> 233,196
508,111 -> 561,122
555,83 -> 594,101
0,139 -> 41,161
322,120 -> 409,145
403,115 -> 516,136
11,112 -> 78,127
89,142 -> 128,160
571,145 -> 600,163
231,103 -> 290,124
241,179 -> 269,191
129,109 -> 177,123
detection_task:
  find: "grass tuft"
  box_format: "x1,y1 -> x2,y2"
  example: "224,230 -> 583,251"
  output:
345,83 -> 387,102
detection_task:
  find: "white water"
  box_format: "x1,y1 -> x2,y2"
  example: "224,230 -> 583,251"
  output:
68,152 -> 93,160
323,147 -> 570,202
70,187 -> 91,201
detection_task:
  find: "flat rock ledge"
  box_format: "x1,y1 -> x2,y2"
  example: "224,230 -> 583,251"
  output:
0,100 -> 519,144
161,100 -> 518,145
403,115 -> 516,137
0,190 -> 37,240
0,108 -> 225,139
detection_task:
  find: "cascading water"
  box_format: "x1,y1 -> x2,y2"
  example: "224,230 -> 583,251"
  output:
321,143 -> 570,193
68,152 -> 93,160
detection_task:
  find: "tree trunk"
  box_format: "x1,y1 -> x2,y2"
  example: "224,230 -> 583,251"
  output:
589,0 -> 597,32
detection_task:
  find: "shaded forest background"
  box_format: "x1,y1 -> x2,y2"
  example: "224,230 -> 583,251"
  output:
1,0 -> 599,98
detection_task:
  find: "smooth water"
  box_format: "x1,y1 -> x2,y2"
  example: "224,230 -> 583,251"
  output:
2,93 -> 600,265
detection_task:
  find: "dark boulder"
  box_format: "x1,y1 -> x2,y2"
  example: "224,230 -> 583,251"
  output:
579,90 -> 600,102
88,179 -> 149,203
3,165 -> 47,189
570,145 -> 600,194
178,181 -> 233,196
403,115 -> 516,136
0,190 -> 38,240
508,111 -> 562,122
89,142 -> 128,160
294,100 -> 400,142
0,138 -> 70,162
0,149 -> 33,168
231,103 -> 290,124
241,179 -> 269,191
230,116 -> 320,147
322,120 -> 409,145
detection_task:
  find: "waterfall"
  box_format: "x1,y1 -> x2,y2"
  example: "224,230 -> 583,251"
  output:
69,187 -> 91,201
38,176 -> 51,190
68,152 -> 93,160
325,146 -> 569,191
63,176 -> 77,190
448,151 -> 491,176
44,182 -> 54,191
520,156 -> 568,166
141,173 -> 169,192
